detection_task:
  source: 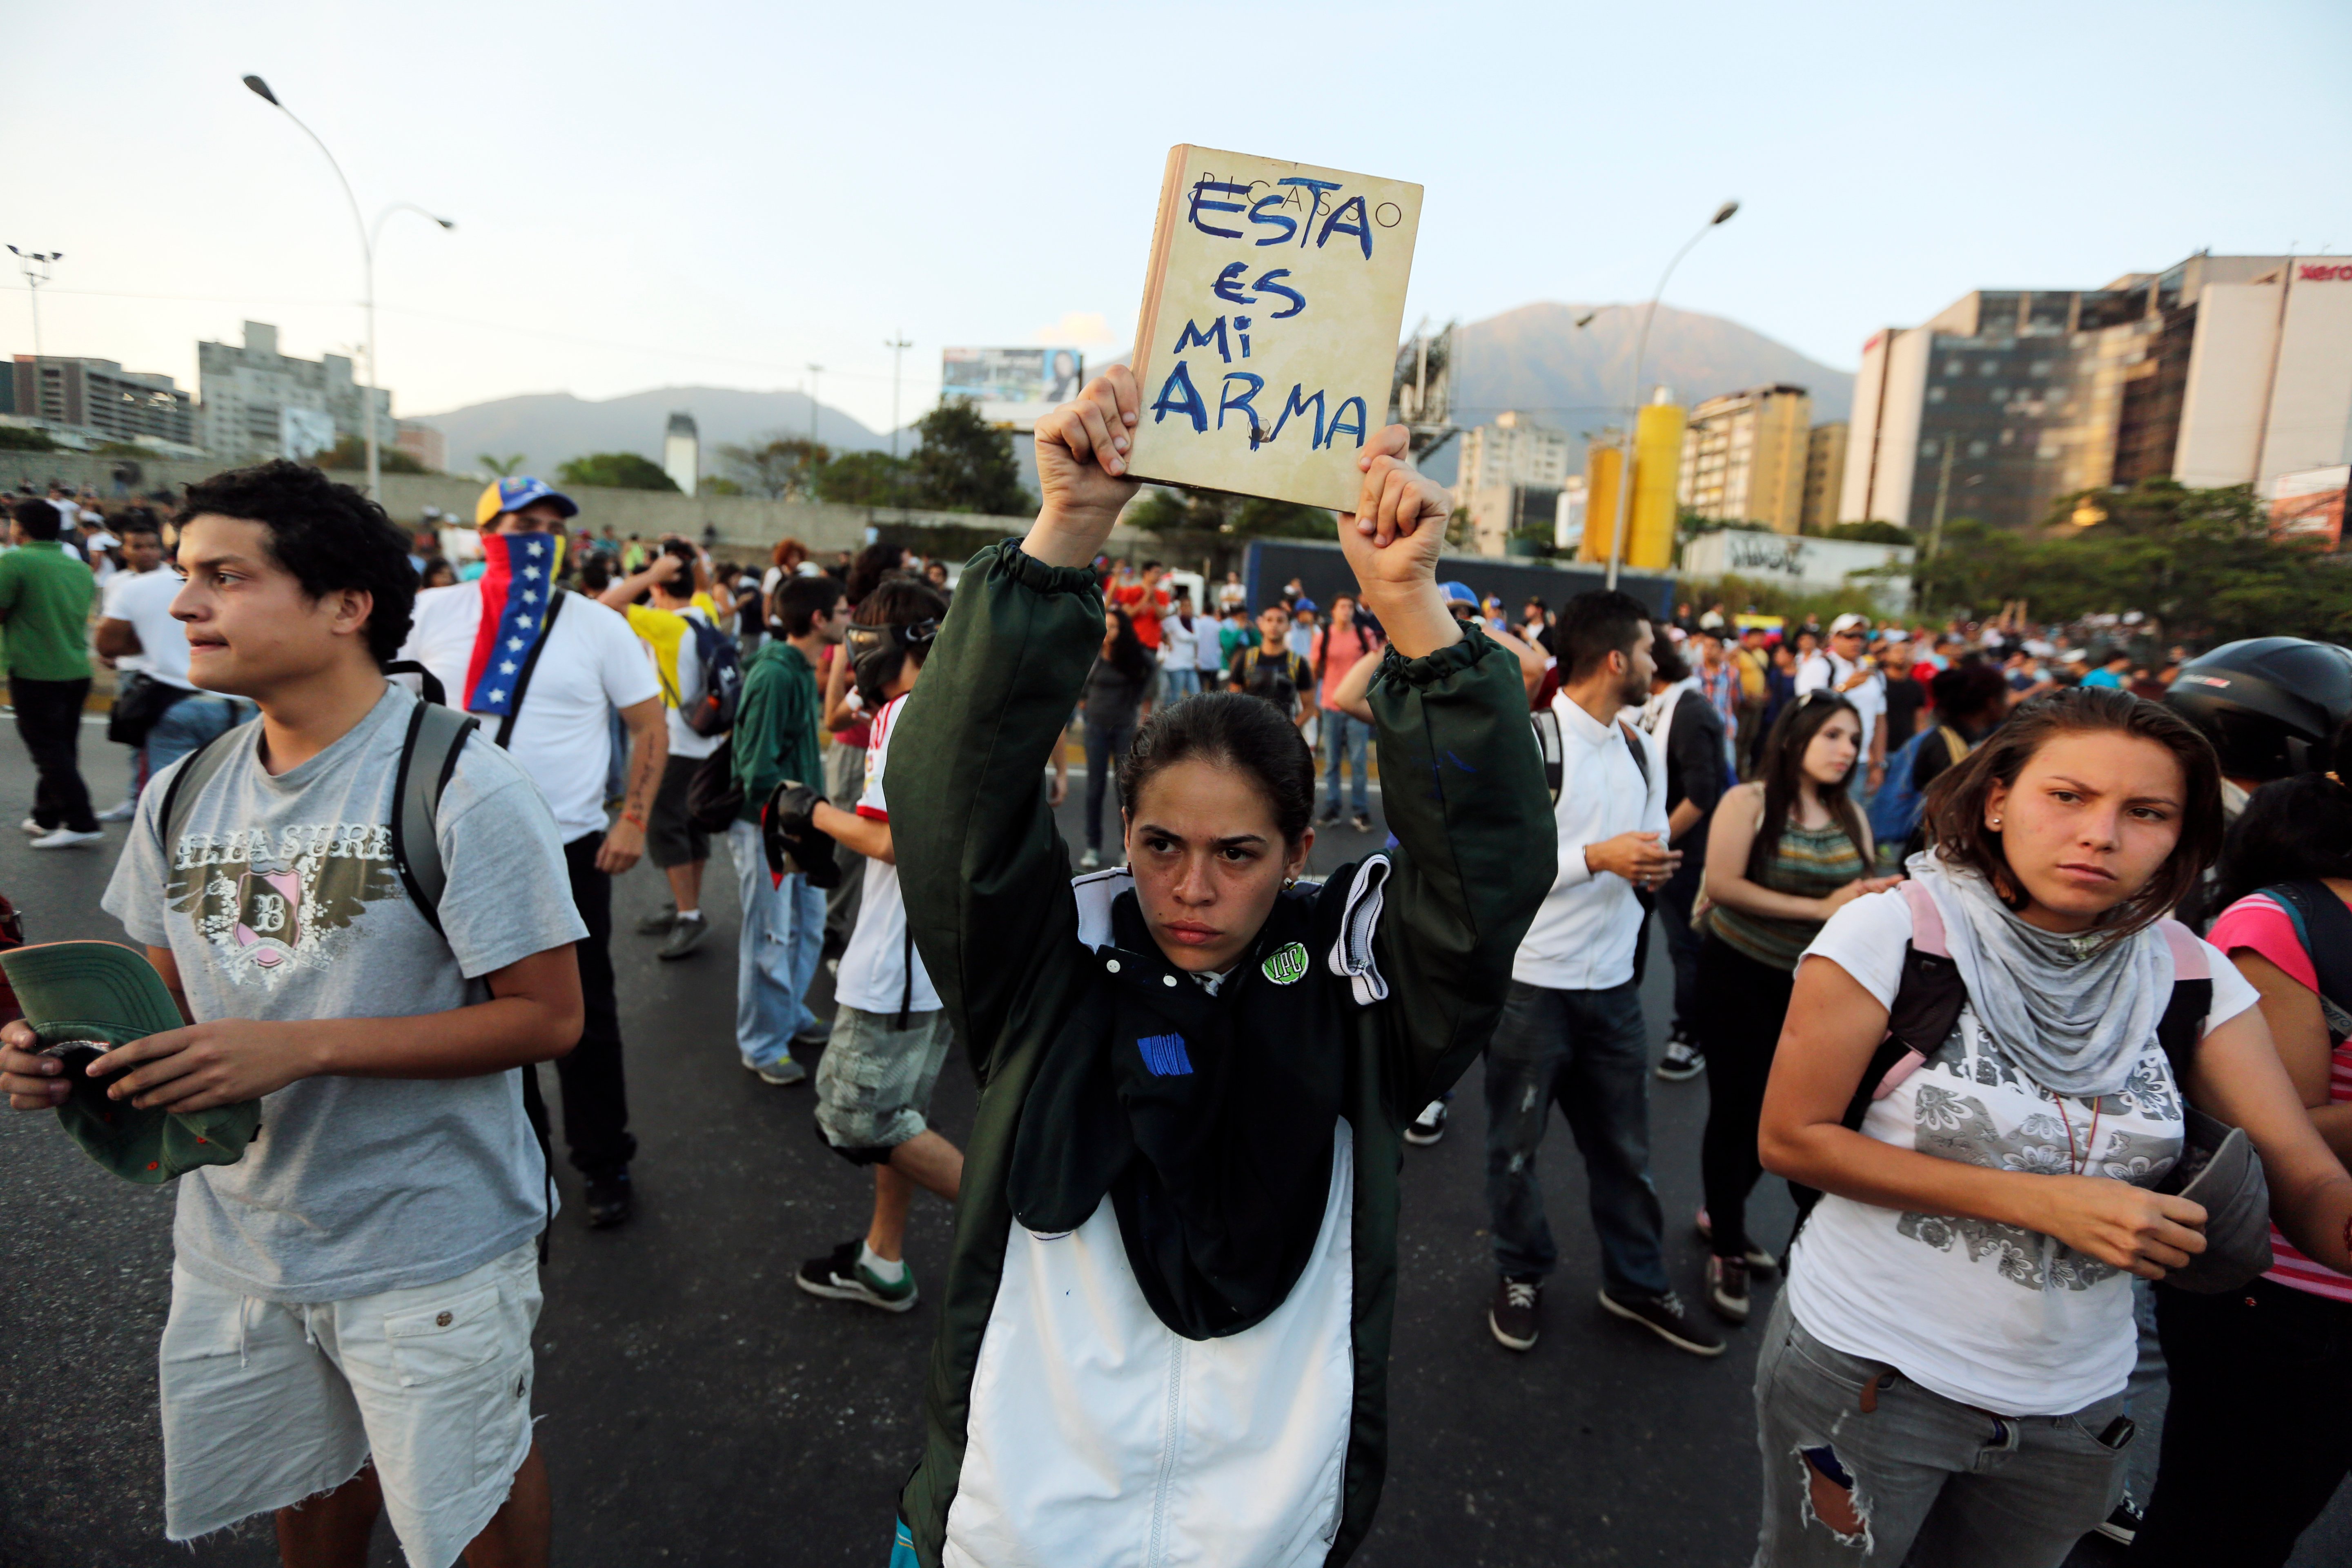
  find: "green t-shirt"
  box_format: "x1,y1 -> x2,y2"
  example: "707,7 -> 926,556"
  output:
0,541 -> 96,681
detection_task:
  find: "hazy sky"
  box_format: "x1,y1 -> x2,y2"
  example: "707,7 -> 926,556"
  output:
7,0 -> 2347,437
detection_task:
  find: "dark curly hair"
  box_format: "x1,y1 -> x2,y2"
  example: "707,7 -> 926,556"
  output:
1117,691 -> 1316,847
174,460 -> 418,668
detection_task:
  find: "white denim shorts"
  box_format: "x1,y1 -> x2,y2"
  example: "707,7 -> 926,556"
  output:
160,1241 -> 541,1568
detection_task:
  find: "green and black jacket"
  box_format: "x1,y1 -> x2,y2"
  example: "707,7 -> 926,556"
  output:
889,541 -> 1553,1565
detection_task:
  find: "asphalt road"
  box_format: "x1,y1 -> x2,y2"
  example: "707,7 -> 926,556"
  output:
2,729 -> 2344,1566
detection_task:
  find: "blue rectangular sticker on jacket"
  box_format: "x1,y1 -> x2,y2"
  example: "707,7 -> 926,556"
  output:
1137,1033 -> 1194,1077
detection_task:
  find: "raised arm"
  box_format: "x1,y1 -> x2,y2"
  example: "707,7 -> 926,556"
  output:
1341,444 -> 1556,1121
888,372 -> 1140,1081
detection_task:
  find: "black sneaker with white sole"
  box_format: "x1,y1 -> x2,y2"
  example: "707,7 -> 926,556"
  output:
1489,1275 -> 1542,1351
1655,1035 -> 1705,1082
1404,1099 -> 1448,1146
796,1239 -> 918,1312
2095,1494 -> 2142,1546
1705,1255 -> 1751,1324
1598,1286 -> 1725,1356
1694,1207 -> 1778,1272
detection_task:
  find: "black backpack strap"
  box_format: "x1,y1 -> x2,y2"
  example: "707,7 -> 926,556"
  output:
1616,719 -> 1651,791
2265,880 -> 2352,1020
2153,919 -> 2214,1094
1531,708 -> 1564,804
388,701 -> 480,935
493,590 -> 566,749
155,719 -> 253,862
382,659 -> 447,707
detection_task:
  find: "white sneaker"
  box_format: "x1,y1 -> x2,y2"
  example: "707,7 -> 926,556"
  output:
19,817 -> 42,834
97,799 -> 138,823
29,827 -> 105,849
1079,847 -> 1101,870
1404,1100 -> 1448,1146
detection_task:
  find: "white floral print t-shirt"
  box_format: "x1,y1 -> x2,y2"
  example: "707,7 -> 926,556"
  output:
1783,886 -> 2259,1415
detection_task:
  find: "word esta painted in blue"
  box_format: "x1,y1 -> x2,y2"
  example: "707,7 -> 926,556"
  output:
1188,176 -> 1374,260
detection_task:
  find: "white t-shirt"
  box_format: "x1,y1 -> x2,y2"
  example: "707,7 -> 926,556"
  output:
400,585 -> 662,843
1785,887 -> 2260,1415
1160,614 -> 1198,669
831,693 -> 941,1017
102,567 -> 200,688
1796,650 -> 1887,759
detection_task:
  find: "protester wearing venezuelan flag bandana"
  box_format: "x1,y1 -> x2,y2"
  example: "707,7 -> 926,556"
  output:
395,477 -> 671,1230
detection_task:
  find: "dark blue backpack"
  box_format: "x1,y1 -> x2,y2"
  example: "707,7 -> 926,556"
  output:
1866,724 -> 1965,861
681,615 -> 743,737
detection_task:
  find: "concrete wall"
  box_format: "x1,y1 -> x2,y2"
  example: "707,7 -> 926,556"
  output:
1682,528 -> 1915,613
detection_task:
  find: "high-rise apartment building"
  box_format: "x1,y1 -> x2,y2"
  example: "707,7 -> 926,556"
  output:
1677,383 -> 1811,532
1801,421 -> 1846,532
3,356 -> 199,451
1458,410 -> 1572,556
197,321 -> 394,463
1841,254 -> 2352,531
394,420 -> 447,473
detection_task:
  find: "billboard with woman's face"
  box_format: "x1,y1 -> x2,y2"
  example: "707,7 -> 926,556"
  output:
942,347 -> 1085,430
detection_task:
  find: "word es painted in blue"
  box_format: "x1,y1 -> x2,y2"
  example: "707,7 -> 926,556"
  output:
1211,265 -> 1305,318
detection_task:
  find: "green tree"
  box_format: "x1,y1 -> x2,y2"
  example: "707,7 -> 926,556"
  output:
1826,519 -> 1914,544
908,399 -> 1031,515
479,452 -> 524,477
815,450 -> 918,508
1124,486 -> 1332,540
0,426 -> 60,452
718,437 -> 829,499
556,452 -> 680,492
318,435 -> 428,474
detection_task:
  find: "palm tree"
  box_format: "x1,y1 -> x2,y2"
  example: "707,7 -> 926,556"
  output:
478,452 -> 525,477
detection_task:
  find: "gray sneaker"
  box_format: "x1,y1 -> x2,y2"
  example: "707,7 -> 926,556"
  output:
751,1055 -> 807,1086
637,903 -> 678,935
657,913 -> 710,960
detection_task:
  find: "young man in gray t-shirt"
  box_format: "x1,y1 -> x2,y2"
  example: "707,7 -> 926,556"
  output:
1,461 -> 587,1568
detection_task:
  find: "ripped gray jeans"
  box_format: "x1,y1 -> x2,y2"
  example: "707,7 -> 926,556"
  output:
1752,1291 -> 2129,1566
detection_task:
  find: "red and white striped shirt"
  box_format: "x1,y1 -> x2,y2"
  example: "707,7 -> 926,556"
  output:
2209,891 -> 2352,1305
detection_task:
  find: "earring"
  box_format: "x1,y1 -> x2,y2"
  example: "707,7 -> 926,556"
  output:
1989,816 -> 2002,829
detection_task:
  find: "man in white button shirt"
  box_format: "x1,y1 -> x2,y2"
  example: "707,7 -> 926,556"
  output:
1481,590 -> 1723,1361
1796,611 -> 1887,796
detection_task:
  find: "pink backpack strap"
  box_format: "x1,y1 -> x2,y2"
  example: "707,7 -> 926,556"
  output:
1899,878 -> 1948,956
2158,918 -> 2208,980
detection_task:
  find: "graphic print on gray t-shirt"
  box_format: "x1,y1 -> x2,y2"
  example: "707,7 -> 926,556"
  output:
102,683 -> 587,1303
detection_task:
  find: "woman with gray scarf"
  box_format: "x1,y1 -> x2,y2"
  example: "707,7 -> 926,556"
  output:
1744,687 -> 2352,1568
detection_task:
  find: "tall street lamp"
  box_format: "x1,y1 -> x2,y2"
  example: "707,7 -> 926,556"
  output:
7,247 -> 62,360
243,74 -> 452,499
1604,198 -> 1740,591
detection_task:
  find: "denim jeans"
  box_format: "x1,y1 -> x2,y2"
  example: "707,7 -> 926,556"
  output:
1656,855 -> 1703,1040
1751,1291 -> 2129,1566
1320,707 -> 1370,815
728,819 -> 825,1070
1159,666 -> 1199,702
143,693 -> 253,786
1481,978 -> 1669,1296
1083,721 -> 1134,852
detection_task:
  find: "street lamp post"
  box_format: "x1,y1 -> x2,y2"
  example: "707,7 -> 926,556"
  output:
1603,199 -> 1740,591
884,334 -> 912,460
7,247 -> 62,360
242,74 -> 452,499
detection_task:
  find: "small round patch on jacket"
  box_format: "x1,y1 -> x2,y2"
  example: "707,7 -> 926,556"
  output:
1262,941 -> 1310,985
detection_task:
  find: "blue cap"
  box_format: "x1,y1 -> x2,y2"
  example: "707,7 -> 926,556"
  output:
1292,598 -> 1318,613
1437,581 -> 1479,606
475,477 -> 579,526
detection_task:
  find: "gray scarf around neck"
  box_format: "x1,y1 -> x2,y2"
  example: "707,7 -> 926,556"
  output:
1907,852 -> 2172,1098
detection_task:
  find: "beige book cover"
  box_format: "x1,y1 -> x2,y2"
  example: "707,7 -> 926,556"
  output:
1126,145 -> 1422,512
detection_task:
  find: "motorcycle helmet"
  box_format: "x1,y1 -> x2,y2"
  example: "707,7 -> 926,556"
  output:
2166,637 -> 2352,782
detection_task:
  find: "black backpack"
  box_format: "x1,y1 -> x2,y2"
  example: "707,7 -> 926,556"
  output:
681,615 -> 743,737
1787,880 -> 2212,1227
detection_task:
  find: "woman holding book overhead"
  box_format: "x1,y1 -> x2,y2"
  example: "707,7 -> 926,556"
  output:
877,367 -> 1553,1566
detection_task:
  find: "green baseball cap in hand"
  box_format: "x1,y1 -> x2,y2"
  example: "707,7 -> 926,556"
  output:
1,941 -> 258,1183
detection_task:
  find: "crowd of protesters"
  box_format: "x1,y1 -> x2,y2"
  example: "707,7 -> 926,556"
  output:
2,376 -> 2351,1568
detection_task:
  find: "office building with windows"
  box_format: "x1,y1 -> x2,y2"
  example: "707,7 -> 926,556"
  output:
197,320 -> 394,463
3,356 -> 200,451
1459,410 -> 1573,556
1840,254 -> 2352,531
1801,420 -> 1846,532
1677,383 -> 1811,533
